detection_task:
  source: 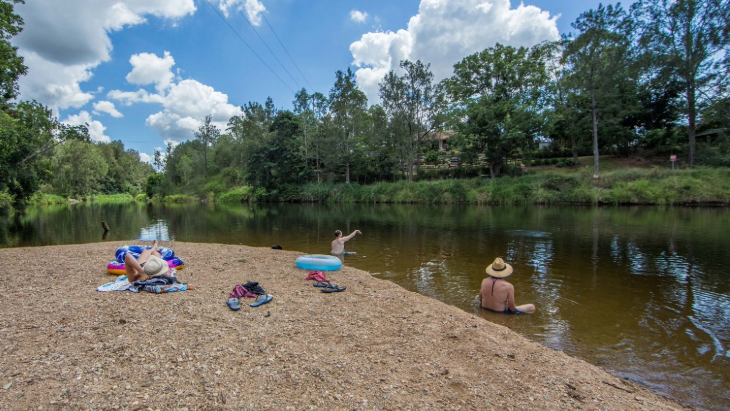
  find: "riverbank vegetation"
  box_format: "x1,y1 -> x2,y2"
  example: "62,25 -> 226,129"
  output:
1,0 -> 728,210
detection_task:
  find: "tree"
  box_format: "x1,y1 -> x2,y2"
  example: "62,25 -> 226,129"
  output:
293,89 -> 328,182
563,4 -> 633,178
446,43 -> 552,178
52,140 -> 108,196
246,111 -> 308,191
328,68 -> 367,183
633,0 -> 730,166
0,0 -> 26,108
379,60 -> 445,182
0,101 -> 89,204
194,114 -> 220,178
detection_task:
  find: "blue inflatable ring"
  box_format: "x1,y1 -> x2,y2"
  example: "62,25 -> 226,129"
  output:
296,255 -> 343,271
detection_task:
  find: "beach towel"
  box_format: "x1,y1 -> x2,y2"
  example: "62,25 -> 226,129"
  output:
130,275 -> 187,293
305,270 -> 330,283
97,276 -> 132,292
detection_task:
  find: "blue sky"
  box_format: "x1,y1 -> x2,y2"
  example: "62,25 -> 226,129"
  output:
11,0 -> 613,163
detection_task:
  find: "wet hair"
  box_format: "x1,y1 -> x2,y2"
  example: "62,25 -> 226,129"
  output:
334,230 -> 342,238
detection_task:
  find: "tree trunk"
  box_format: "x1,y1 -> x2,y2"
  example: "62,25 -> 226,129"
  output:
687,79 -> 696,167
591,86 -> 600,179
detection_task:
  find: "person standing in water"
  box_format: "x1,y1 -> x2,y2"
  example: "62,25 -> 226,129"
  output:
479,257 -> 535,314
331,230 -> 362,254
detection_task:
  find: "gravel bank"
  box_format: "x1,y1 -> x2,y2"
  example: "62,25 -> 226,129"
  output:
0,242 -> 689,410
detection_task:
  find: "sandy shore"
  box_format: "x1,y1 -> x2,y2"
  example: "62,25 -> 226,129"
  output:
0,241 -> 689,410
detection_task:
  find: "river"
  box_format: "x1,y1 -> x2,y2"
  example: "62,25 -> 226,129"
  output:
1,202 -> 728,409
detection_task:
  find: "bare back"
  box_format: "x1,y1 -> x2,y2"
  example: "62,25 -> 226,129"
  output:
479,277 -> 515,312
331,238 -> 346,254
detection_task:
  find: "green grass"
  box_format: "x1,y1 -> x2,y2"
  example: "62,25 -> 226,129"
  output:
27,193 -> 68,206
297,167 -> 730,205
89,194 -> 135,203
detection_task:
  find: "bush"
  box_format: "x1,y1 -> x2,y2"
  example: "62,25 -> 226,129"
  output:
27,192 -> 67,206
217,186 -> 254,203
0,189 -> 13,211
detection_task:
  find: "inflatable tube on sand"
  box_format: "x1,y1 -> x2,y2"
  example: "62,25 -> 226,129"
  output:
295,255 -> 343,271
115,245 -> 174,262
108,245 -> 184,275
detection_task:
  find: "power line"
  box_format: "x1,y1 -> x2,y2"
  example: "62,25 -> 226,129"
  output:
203,0 -> 296,94
262,14 -> 315,91
238,10 -> 301,90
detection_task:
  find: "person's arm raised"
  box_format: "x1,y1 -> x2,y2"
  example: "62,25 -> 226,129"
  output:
343,230 -> 362,242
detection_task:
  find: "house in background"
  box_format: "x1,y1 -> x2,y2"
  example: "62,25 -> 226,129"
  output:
430,130 -> 456,151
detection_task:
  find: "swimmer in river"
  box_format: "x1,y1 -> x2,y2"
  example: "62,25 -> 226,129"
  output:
479,257 -> 535,314
331,229 -> 361,255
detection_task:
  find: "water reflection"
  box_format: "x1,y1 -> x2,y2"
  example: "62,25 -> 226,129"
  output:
1,203 -> 729,410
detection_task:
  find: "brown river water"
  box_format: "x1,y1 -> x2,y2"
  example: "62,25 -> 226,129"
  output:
2,203 -> 728,409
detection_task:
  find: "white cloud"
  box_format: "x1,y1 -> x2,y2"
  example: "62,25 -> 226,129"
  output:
143,79 -> 240,141
107,50 -> 239,142
12,0 -> 196,110
93,101 -> 123,118
217,0 -> 266,25
139,152 -> 153,164
350,10 -> 368,23
107,89 -> 166,106
349,0 -> 560,103
126,51 -> 176,92
63,111 -> 111,143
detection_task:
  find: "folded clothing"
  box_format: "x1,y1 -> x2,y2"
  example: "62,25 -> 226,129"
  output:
242,281 -> 266,295
229,284 -> 258,299
305,270 -> 330,283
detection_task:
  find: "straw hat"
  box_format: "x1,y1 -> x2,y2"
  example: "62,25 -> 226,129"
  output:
485,257 -> 513,278
143,255 -> 169,276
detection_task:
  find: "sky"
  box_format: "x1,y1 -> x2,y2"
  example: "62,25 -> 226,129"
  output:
11,0 -> 612,164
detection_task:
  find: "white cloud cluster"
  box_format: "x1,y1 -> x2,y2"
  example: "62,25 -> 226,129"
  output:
350,10 -> 369,23
92,101 -> 123,118
217,0 -> 267,25
350,0 -> 560,103
109,52 -> 239,143
63,111 -> 112,143
126,51 -> 177,92
13,0 -> 196,112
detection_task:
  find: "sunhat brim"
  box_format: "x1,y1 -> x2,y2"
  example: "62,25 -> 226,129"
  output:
486,262 -> 513,278
144,256 -> 169,276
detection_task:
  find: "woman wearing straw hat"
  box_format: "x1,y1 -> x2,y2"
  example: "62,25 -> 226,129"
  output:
479,257 -> 535,314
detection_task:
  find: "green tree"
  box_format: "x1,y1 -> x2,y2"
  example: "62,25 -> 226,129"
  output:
194,114 -> 220,178
0,101 -> 88,204
328,68 -> 367,183
0,0 -> 26,107
247,111 -> 308,191
379,60 -> 445,182
447,43 -> 552,178
563,3 -> 633,178
633,0 -> 730,166
52,140 -> 108,196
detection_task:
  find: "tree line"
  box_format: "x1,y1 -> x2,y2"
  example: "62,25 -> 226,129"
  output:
2,0 -> 729,207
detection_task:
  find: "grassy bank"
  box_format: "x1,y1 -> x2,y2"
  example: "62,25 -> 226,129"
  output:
210,167 -> 730,205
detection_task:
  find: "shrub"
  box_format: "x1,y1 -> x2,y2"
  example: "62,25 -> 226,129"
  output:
217,186 -> 254,203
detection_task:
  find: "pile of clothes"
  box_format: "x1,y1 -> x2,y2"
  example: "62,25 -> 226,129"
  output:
227,281 -> 273,310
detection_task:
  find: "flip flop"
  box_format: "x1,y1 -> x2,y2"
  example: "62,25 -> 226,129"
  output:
321,286 -> 346,293
227,298 -> 241,311
313,282 -> 330,288
250,294 -> 273,307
